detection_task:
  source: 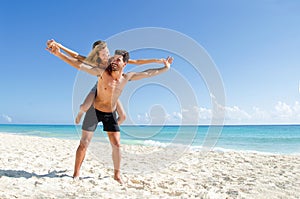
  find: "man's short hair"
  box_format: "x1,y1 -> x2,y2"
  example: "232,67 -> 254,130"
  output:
115,49 -> 129,63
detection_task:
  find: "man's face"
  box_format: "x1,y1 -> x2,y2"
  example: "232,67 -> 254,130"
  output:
109,55 -> 126,71
98,47 -> 110,65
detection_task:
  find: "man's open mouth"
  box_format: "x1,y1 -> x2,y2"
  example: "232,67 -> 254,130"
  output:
111,63 -> 118,70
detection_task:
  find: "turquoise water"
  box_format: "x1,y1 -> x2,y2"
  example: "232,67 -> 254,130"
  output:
0,124 -> 299,154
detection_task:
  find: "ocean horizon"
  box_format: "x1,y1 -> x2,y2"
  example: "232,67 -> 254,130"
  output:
0,124 -> 299,155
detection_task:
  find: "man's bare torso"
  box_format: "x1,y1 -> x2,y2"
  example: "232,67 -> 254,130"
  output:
93,71 -> 129,112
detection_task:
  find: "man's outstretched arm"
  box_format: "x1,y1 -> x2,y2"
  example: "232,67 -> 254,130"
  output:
47,43 -> 103,76
128,56 -> 173,81
128,58 -> 164,65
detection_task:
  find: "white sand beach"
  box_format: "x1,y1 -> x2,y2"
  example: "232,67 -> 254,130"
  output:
0,133 -> 299,199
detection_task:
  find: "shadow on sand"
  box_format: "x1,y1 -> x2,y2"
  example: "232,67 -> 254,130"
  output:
0,169 -> 73,179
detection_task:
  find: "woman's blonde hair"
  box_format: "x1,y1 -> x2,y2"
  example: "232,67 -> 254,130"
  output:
84,41 -> 107,66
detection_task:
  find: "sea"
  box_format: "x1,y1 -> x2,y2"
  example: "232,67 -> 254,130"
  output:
0,124 -> 299,155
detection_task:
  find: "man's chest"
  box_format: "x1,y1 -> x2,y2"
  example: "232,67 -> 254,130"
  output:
98,74 -> 127,92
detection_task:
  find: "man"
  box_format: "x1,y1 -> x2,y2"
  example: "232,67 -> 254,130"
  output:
47,39 -> 165,124
47,42 -> 173,184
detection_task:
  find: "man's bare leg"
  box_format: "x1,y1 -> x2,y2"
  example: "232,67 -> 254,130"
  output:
107,131 -> 122,184
75,91 -> 96,124
73,130 -> 94,178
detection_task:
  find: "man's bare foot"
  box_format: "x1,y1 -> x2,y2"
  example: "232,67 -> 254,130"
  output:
114,170 -> 123,184
73,170 -> 80,178
114,176 -> 123,185
73,176 -> 80,181
75,111 -> 84,124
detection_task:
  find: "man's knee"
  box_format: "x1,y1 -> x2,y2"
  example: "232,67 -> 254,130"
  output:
79,131 -> 93,149
111,142 -> 121,150
79,139 -> 91,149
80,130 -> 94,148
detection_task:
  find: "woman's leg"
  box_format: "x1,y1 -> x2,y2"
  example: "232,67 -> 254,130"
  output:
75,91 -> 96,124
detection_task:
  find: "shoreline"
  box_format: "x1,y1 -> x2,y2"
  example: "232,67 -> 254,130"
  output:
1,133 -> 300,198
1,131 -> 299,156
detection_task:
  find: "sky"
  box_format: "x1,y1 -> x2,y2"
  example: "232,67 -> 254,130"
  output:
0,0 -> 299,125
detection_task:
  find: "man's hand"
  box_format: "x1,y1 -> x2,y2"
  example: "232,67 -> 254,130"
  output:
163,56 -> 174,69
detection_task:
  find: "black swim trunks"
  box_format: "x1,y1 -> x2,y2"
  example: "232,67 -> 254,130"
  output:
82,106 -> 120,132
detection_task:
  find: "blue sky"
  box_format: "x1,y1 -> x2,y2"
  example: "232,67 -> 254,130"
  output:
0,0 -> 299,125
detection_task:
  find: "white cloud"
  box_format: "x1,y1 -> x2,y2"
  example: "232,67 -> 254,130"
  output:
219,101 -> 300,124
293,101 -> 300,116
273,101 -> 300,122
172,112 -> 183,120
275,101 -> 293,118
181,106 -> 201,124
137,113 -> 150,124
196,104 -> 251,123
1,114 -> 12,123
227,106 -> 251,121
252,106 -> 271,121
133,101 -> 300,125
194,106 -> 212,120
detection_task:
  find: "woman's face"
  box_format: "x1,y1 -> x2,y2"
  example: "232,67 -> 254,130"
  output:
98,47 -> 110,65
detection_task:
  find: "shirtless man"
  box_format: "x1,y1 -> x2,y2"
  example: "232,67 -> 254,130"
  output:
47,39 -> 165,124
47,42 -> 173,184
